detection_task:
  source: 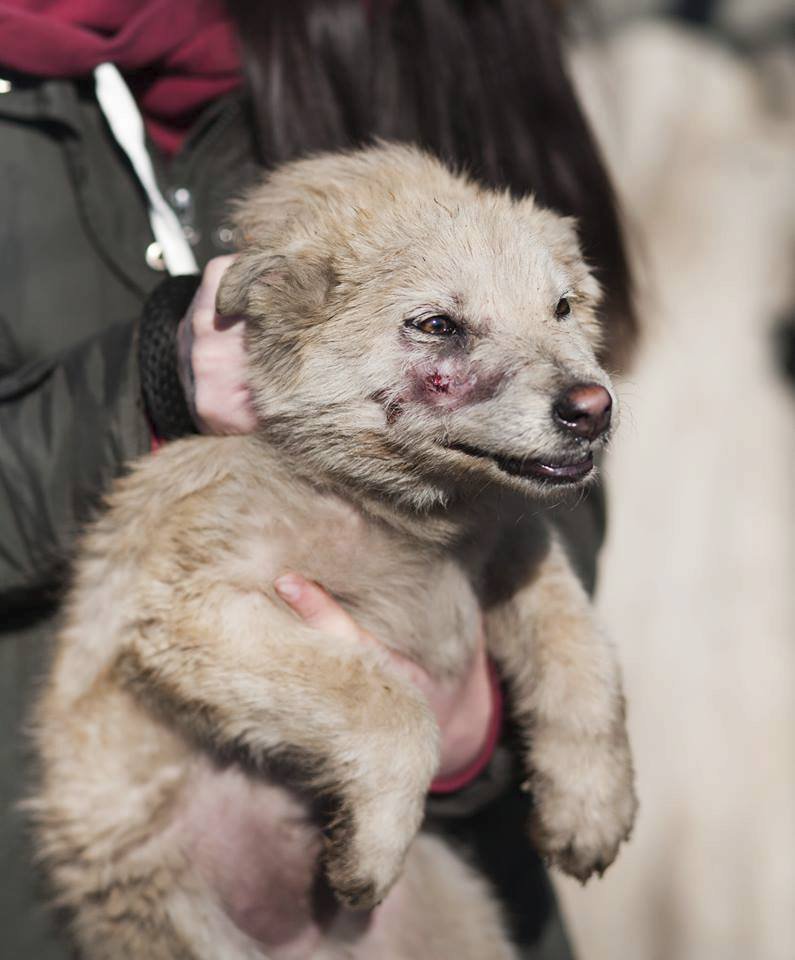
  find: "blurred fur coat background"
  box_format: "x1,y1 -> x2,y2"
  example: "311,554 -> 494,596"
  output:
555,7 -> 795,959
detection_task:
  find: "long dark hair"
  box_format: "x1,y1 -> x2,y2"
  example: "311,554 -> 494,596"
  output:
226,0 -> 637,370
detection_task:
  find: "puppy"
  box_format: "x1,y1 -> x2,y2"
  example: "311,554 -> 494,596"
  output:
29,144 -> 636,960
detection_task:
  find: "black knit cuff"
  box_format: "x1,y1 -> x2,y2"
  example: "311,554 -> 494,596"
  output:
139,275 -> 202,441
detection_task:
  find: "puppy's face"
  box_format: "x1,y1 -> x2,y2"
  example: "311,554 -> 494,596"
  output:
219,147 -> 616,510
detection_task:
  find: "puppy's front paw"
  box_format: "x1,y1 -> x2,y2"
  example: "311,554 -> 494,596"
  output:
322,721 -> 439,909
324,789 -> 427,909
528,725 -> 637,883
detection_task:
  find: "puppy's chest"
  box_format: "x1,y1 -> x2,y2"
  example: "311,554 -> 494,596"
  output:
230,492 -> 484,678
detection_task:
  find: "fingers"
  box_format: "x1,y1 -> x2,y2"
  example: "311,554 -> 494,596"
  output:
275,574 -> 363,644
191,254 -> 237,322
182,255 -> 257,435
277,573 -> 435,695
192,333 -> 256,435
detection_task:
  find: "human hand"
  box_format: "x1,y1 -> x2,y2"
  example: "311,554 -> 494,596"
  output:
274,573 -> 496,784
177,255 -> 257,435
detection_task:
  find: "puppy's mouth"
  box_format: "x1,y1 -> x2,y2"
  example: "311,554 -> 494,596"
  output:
445,442 -> 594,485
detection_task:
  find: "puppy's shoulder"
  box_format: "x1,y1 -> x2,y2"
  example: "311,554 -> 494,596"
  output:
76,436 -> 262,568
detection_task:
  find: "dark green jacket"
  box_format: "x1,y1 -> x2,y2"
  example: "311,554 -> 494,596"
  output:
0,71 -> 594,959
0,74 -> 259,605
0,72 -> 259,959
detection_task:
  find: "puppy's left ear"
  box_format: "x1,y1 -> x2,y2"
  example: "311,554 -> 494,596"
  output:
216,248 -> 336,323
216,252 -> 287,318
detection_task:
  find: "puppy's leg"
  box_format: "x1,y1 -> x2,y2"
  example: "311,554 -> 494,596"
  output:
66,874 -> 202,960
336,833 -> 520,960
67,879 -> 271,960
487,537 -> 637,881
114,583 -> 439,909
31,677 -> 273,960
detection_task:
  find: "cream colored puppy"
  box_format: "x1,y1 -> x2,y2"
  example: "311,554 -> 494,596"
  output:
29,144 -> 636,960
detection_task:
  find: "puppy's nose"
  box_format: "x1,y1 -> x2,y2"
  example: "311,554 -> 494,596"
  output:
553,384 -> 612,441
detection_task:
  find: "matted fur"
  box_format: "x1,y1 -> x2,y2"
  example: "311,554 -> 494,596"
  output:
29,144 -> 636,959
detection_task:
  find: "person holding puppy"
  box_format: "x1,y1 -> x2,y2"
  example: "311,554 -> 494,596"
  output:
0,1 -> 636,957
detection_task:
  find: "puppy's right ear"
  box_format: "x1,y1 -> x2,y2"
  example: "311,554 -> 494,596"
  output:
216,252 -> 287,318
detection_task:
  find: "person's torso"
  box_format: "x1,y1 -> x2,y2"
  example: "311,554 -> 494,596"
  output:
0,72 -> 260,375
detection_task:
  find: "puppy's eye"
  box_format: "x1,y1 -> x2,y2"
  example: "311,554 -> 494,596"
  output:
414,315 -> 459,336
555,297 -> 571,319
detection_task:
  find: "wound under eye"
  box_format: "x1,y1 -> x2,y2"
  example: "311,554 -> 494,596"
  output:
408,359 -> 491,409
428,372 -> 451,394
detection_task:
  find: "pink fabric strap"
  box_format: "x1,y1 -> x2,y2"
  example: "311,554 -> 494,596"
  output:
429,658 -> 503,795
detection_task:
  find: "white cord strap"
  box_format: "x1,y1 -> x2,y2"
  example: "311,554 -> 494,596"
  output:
94,62 -> 199,277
